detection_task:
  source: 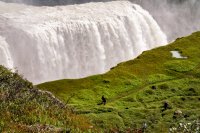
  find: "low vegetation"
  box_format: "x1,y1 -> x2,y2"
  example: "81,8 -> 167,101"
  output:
38,32 -> 200,132
0,65 -> 92,132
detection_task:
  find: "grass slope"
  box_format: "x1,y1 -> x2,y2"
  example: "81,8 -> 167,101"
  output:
0,66 -> 92,132
38,32 -> 200,132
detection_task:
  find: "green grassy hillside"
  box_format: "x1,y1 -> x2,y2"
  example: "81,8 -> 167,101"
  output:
38,32 -> 200,132
0,65 -> 92,132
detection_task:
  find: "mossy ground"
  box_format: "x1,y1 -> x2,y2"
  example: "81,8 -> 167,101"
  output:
38,32 -> 200,132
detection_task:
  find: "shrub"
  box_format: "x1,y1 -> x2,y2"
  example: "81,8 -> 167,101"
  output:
145,89 -> 154,95
159,84 -> 169,90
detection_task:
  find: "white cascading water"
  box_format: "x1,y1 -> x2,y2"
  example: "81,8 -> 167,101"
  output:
0,1 -> 167,84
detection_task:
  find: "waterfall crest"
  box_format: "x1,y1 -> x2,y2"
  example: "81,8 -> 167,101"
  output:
0,1 -> 167,83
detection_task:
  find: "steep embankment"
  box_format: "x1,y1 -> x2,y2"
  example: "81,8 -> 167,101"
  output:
0,66 -> 91,132
38,32 -> 200,132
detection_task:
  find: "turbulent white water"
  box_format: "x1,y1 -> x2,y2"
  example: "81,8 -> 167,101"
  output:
0,1 -> 167,83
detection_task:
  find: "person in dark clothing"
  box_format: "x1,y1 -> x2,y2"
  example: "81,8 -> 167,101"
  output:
161,101 -> 169,112
102,95 -> 106,105
164,101 -> 169,110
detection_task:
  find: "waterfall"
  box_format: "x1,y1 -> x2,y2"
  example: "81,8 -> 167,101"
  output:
0,36 -> 14,69
0,1 -> 167,83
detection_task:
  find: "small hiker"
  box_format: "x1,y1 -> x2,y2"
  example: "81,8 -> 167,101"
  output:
161,101 -> 169,112
164,101 -> 169,110
102,95 -> 106,105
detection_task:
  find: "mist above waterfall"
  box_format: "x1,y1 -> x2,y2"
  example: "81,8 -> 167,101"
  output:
0,1 -> 167,83
1,0 -> 199,42
133,0 -> 200,41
